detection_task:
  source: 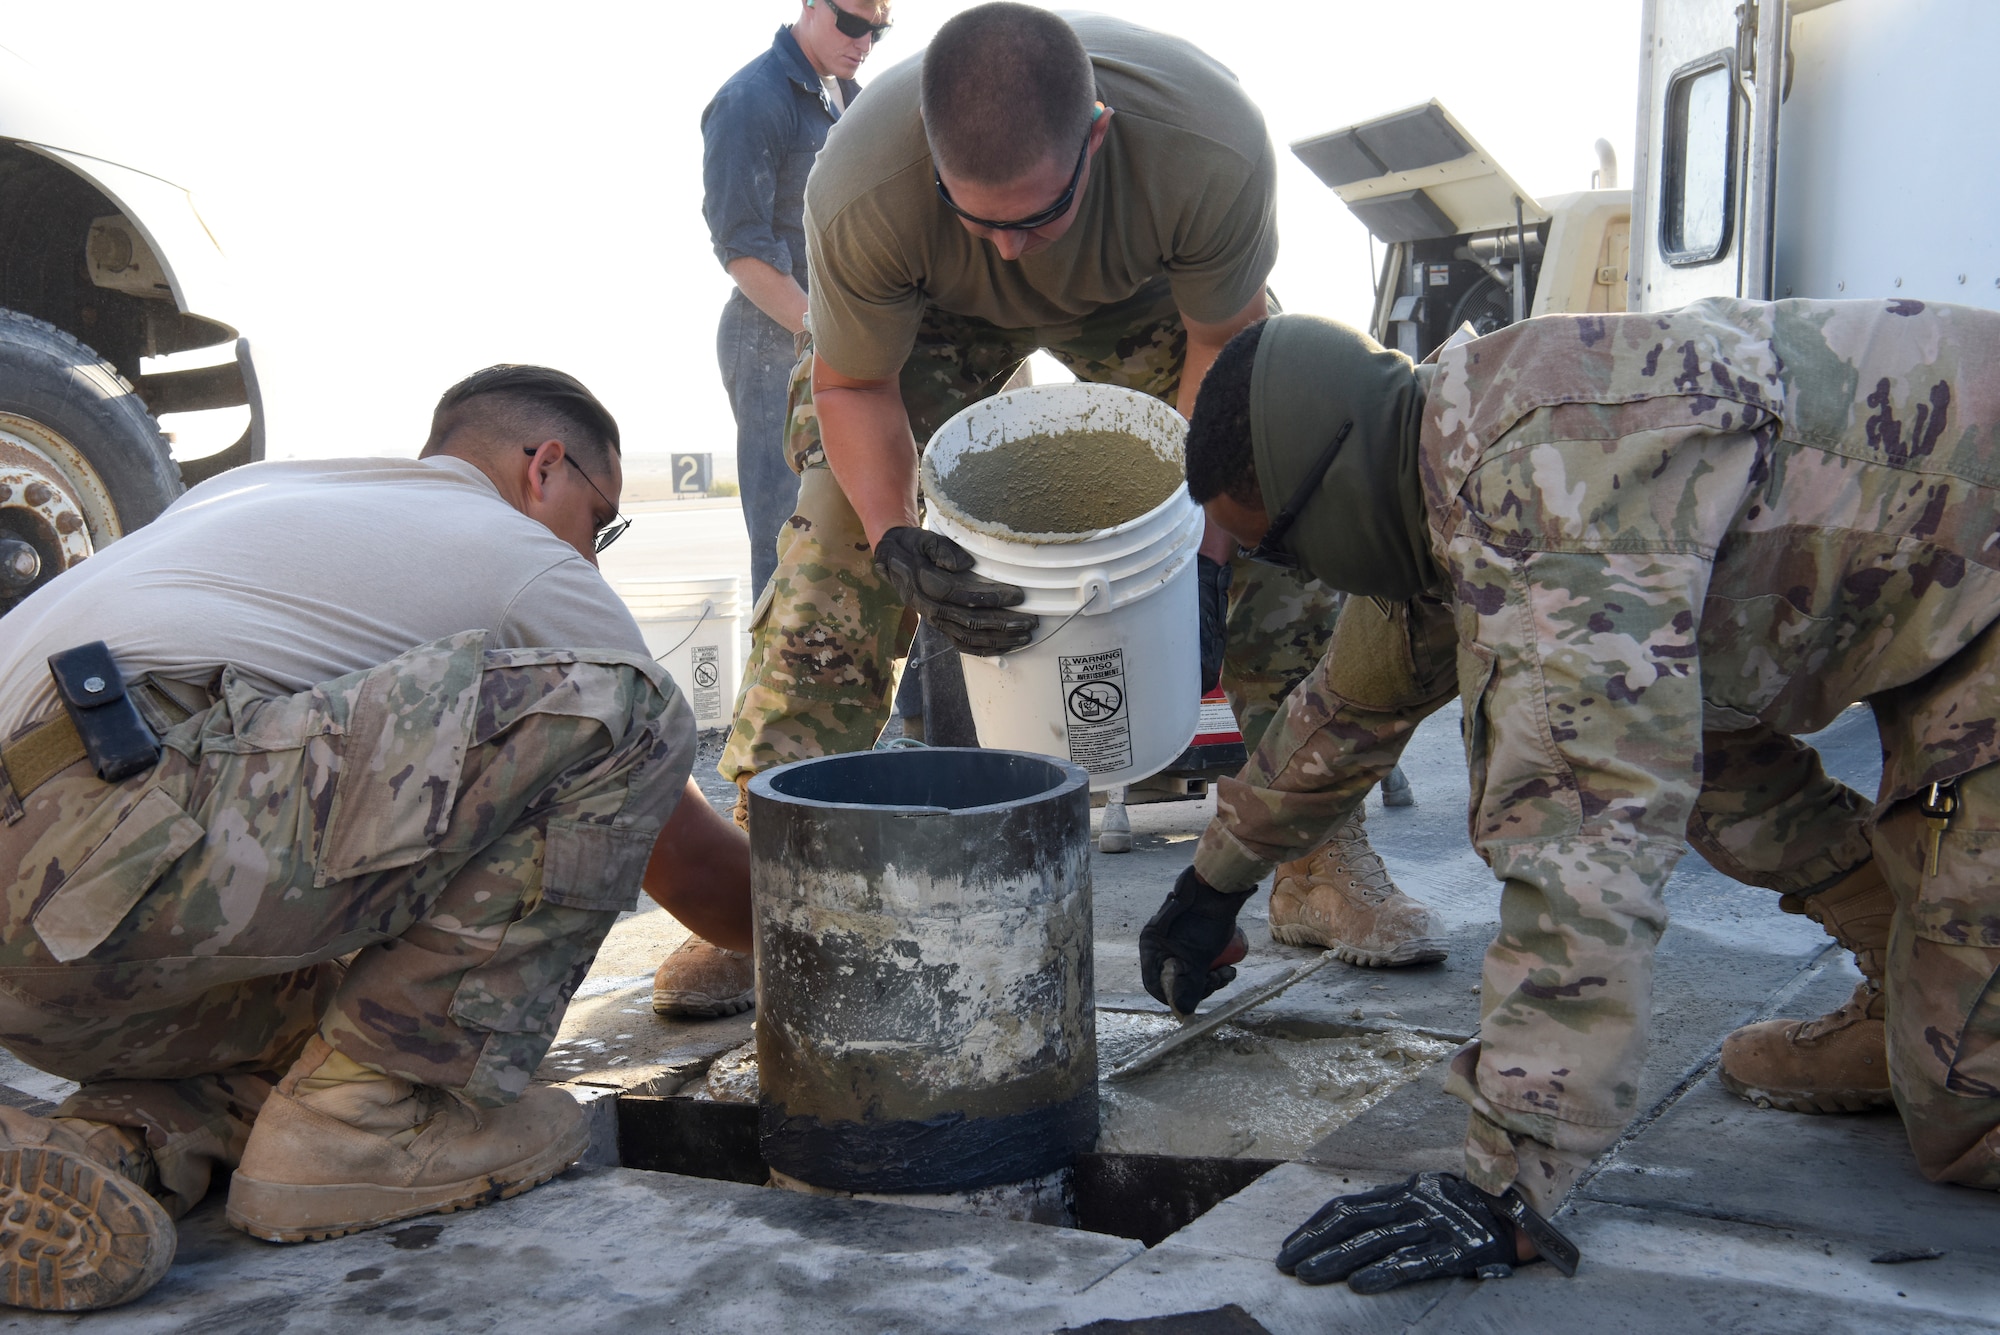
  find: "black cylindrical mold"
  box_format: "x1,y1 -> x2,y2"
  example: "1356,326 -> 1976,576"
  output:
749,748 -> 1095,1194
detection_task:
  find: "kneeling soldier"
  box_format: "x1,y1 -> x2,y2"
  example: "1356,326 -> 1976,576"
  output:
0,366 -> 750,1310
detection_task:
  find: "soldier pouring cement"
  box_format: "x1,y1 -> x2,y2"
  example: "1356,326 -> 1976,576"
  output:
0,367 -> 754,1311
686,3 -> 1445,1023
1142,298 -> 2000,1291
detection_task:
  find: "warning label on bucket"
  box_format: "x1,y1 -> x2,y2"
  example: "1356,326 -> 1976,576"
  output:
1059,648 -> 1133,774
690,644 -> 723,722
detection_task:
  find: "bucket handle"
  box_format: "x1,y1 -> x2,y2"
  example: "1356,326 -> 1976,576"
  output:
1076,568 -> 1113,616
904,584 -> 1104,673
653,599 -> 715,661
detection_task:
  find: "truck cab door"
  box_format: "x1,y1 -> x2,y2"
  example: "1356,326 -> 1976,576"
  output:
1630,0 -> 1783,311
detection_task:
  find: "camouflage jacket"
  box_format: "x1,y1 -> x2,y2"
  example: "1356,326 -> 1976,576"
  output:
1432,297 -> 2000,828
1204,297 -> 2000,1156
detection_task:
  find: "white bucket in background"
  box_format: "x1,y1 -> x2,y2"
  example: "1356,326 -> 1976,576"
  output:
921,384 -> 1201,791
616,575 -> 741,731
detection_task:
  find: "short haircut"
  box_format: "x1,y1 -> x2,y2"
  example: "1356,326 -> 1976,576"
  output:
921,3 -> 1095,183
1185,320 -> 1267,507
422,365 -> 621,474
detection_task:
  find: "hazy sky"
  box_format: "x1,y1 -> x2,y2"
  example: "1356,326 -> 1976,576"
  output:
5,1 -> 1640,467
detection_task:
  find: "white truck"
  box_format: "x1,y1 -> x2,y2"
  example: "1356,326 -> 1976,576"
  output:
1295,0 -> 1996,357
0,46 -> 261,615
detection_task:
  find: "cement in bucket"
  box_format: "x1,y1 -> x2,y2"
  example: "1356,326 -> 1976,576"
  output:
921,384 -> 1202,791
748,747 -> 1095,1224
615,575 -> 740,730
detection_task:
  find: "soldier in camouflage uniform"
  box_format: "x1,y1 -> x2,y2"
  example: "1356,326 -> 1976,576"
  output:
0,368 -> 749,1311
1143,298 -> 2000,1290
681,6 -> 1441,1009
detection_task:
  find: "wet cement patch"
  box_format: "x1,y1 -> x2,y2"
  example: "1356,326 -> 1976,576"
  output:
661,1013 -> 1451,1166
1094,1012 -> 1455,1160
934,430 -> 1181,536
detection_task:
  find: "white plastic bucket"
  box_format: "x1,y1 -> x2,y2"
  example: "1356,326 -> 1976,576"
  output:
617,575 -> 741,730
921,384 -> 1201,791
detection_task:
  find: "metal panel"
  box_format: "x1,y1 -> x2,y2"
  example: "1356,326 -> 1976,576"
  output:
1354,104 -> 1474,173
1348,189 -> 1458,244
1772,0 -> 2000,311
1628,0 -> 1660,310
1292,128 -> 1384,188
1292,101 -> 1548,243
1738,0 -> 1787,299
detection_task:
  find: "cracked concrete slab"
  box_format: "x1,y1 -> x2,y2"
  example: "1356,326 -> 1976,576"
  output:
1433,1202 -> 2000,1334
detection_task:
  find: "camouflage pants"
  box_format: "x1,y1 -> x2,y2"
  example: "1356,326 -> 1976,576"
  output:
1199,588 -> 2000,1203
0,632 -> 691,1214
1199,593 -> 1877,894
1872,624 -> 2000,1190
718,275 -> 1337,781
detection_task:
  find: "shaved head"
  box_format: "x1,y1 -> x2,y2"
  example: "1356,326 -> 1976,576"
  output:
421,364 -> 620,475
1186,320 -> 1267,506
922,3 -> 1095,183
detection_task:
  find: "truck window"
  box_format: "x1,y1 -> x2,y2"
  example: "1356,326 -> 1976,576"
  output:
1661,54 -> 1736,266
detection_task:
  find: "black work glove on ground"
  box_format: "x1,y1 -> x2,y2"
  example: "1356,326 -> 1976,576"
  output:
1139,867 -> 1247,1017
1275,1171 -> 1579,1294
873,526 -> 1037,656
1196,553 -> 1233,694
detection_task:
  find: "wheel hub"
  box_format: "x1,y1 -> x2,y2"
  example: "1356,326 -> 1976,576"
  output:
0,415 -> 109,608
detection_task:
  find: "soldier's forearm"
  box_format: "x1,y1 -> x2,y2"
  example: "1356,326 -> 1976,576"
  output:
642,779 -> 753,952
813,364 -> 920,548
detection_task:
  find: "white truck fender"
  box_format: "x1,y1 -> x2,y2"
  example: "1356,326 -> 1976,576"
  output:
18,144 -> 240,339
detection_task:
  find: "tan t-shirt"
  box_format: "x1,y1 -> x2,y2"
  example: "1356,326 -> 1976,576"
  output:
803,12 -> 1278,381
0,456 -> 651,742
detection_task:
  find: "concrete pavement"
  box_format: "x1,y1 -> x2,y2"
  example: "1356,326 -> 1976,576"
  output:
15,693 -> 1998,1331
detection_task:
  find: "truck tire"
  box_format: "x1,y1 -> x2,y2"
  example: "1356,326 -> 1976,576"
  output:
0,307 -> 181,613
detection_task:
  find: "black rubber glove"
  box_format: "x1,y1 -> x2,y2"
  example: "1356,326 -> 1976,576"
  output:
1196,554 -> 1233,694
1275,1172 -> 1579,1294
1139,867 -> 1248,1017
872,526 -> 1037,656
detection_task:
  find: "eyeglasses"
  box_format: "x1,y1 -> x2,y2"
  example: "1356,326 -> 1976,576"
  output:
825,0 -> 891,41
934,107 -> 1103,232
1238,420 -> 1352,570
525,446 -> 632,552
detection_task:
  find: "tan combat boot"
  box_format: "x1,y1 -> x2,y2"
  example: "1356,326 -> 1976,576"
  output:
1719,860 -> 1895,1113
226,1039 -> 588,1243
1268,810 -> 1447,966
652,937 -> 756,1018
0,1106 -> 174,1311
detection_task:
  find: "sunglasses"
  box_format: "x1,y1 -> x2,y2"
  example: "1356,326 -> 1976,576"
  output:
525,446 -> 632,553
825,0 -> 891,41
934,104 -> 1104,232
1238,420 -> 1352,570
